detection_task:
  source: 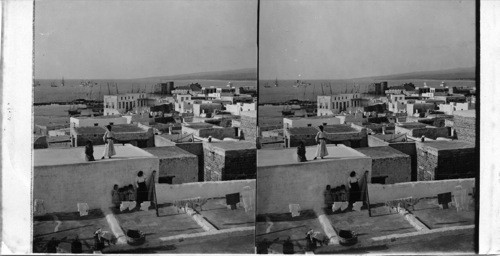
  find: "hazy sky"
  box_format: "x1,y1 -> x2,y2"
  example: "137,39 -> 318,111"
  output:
35,0 -> 257,79
260,0 -> 475,80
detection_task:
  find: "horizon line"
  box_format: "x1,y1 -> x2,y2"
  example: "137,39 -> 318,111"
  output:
34,67 -> 257,81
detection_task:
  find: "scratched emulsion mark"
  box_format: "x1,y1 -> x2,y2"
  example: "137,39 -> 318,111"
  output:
52,215 -> 62,232
265,216 -> 274,234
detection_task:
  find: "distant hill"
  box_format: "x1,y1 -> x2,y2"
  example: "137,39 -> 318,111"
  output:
356,67 -> 475,81
132,68 -> 257,82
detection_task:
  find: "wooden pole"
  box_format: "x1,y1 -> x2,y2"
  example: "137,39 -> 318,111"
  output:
152,171 -> 160,217
364,170 -> 372,217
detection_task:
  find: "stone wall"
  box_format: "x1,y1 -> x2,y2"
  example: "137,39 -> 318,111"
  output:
240,112 -> 257,142
155,179 -> 255,203
143,147 -> 198,184
371,153 -> 411,184
368,178 -> 475,204
454,114 -> 476,145
257,157 -> 371,214
389,142 -> 418,181
203,147 -> 226,181
176,143 -> 205,181
223,149 -> 257,180
410,127 -> 450,139
416,143 -> 476,181
203,143 -> 257,181
182,126 -> 237,140
395,126 -> 449,139
34,157 -> 159,213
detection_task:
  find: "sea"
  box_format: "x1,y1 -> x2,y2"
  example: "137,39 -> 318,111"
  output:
33,79 -> 257,104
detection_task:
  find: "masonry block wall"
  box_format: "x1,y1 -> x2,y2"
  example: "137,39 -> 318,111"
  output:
454,115 -> 476,145
410,127 -> 450,139
371,154 -> 411,184
223,149 -> 257,180
157,155 -> 197,184
176,143 -> 205,181
389,142 -> 418,181
34,157 -> 159,213
240,113 -> 257,142
143,147 -> 198,184
203,143 -> 257,181
416,143 -> 476,181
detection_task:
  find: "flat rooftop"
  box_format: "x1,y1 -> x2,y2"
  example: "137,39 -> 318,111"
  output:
370,134 -> 408,142
288,125 -> 357,135
285,115 -> 338,120
205,141 -> 256,151
71,115 -> 123,120
256,210 -> 324,254
240,110 -> 256,118
355,146 -> 410,159
143,146 -> 196,159
34,144 -> 155,166
197,198 -> 255,230
183,123 -> 216,129
397,122 -> 428,129
418,140 -> 475,151
257,145 -> 367,167
326,206 -> 416,240
74,124 -> 145,134
410,198 -> 475,229
453,110 -> 476,118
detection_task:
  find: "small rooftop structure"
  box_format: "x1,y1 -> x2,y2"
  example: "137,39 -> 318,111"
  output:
143,146 -> 198,184
416,141 -> 476,180
203,141 -> 256,181
355,146 -> 412,184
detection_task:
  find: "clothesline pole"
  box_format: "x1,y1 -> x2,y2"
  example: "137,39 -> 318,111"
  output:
152,171 -> 159,217
364,171 -> 371,217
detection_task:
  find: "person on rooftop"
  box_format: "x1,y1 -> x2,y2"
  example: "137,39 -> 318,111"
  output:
347,171 -> 361,209
85,140 -> 95,161
101,125 -> 116,159
111,184 -> 120,209
324,185 -> 333,209
297,140 -> 307,162
136,171 -> 148,208
313,125 -> 328,160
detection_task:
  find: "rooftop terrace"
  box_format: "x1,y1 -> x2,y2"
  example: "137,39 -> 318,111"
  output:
143,146 -> 196,159
453,110 -> 476,118
34,144 -> 155,166
74,124 -> 145,134
418,140 -> 475,151
205,141 -> 256,151
355,146 -> 410,159
288,125 -> 357,135
72,115 -> 123,120
257,145 -> 367,167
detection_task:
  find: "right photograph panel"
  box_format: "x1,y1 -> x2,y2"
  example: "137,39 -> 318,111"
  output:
256,0 -> 477,254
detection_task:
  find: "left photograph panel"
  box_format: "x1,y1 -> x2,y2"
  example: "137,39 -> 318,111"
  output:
32,0 -> 257,253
